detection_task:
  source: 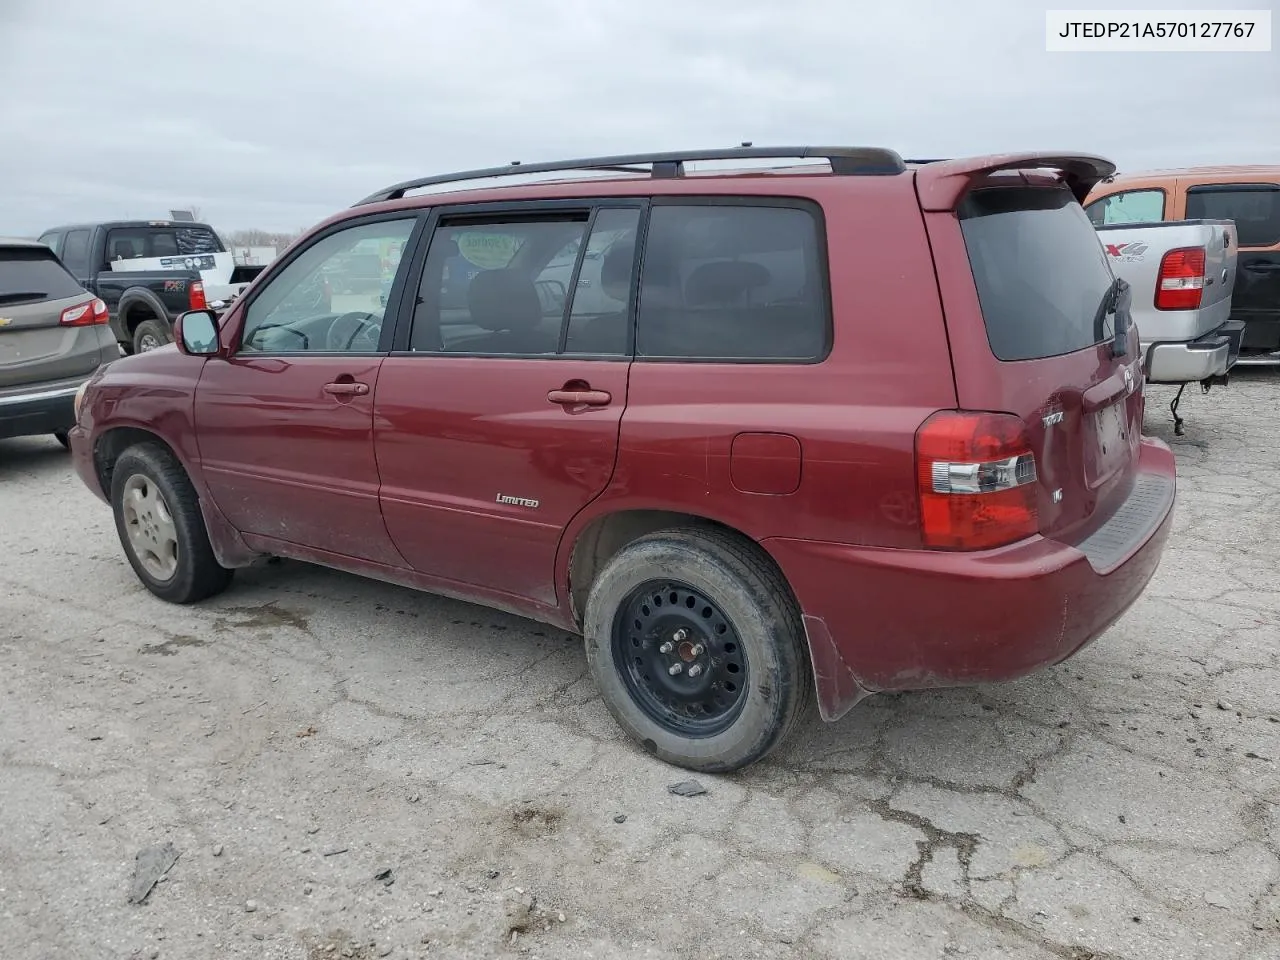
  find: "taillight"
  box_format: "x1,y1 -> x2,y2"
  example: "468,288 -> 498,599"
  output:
916,411 -> 1039,550
60,298 -> 109,327
189,281 -> 207,310
1155,247 -> 1206,311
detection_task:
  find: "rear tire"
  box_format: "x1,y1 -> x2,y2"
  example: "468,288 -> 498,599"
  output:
53,431 -> 70,449
110,443 -> 232,604
133,318 -> 172,354
583,527 -> 812,773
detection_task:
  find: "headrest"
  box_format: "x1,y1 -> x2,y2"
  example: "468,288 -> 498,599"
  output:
600,234 -> 636,302
466,268 -> 542,332
684,260 -> 772,306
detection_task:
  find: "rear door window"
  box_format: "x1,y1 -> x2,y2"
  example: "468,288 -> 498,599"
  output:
409,215 -> 591,355
959,185 -> 1116,362
0,247 -> 88,306
1184,183 -> 1280,247
1085,189 -> 1166,225
636,202 -> 829,361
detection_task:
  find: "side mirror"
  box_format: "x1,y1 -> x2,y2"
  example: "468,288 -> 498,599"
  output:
175,309 -> 221,357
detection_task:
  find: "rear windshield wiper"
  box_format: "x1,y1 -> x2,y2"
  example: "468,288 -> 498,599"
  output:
0,291 -> 48,305
1092,277 -> 1131,358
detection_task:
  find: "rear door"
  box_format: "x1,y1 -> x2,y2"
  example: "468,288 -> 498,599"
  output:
0,245 -> 99,389
374,202 -> 641,606
1184,181 -> 1280,354
927,179 -> 1142,541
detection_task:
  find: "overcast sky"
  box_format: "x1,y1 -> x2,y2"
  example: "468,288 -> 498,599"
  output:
0,0 -> 1275,236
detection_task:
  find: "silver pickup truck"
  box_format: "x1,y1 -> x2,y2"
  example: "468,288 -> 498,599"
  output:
1095,219 -> 1243,433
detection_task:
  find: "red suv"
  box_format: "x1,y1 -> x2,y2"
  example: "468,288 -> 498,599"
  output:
69,147 -> 1175,772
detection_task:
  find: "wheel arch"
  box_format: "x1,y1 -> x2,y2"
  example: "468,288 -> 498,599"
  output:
92,423 -> 259,568
118,288 -> 169,339
563,507 -> 801,630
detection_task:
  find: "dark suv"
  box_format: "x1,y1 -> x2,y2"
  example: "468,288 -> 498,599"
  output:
68,147 -> 1175,772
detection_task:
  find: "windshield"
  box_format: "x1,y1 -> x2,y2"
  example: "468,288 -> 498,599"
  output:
959,185 -> 1116,362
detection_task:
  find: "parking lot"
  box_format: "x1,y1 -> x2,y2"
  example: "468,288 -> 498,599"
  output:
0,376 -> 1277,960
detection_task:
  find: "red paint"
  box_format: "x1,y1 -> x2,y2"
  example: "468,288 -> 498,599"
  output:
70,152 -> 1175,719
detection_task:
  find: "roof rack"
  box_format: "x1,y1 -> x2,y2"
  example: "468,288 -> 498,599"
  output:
355,145 -> 907,206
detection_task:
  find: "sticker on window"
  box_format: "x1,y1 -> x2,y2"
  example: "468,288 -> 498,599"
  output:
456,233 -> 520,269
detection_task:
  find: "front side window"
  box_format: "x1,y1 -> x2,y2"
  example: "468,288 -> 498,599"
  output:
1085,189 -> 1166,226
240,218 -> 415,354
636,203 -> 829,361
408,210 -> 638,357
1185,183 -> 1280,247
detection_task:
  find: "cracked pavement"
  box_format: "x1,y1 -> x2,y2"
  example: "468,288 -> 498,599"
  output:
1,374 -> 1278,960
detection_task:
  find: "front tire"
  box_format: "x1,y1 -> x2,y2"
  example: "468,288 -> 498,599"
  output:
584,527 -> 812,773
53,431 -> 70,449
110,443 -> 232,603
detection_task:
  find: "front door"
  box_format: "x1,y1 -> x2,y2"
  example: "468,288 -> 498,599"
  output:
374,204 -> 642,605
194,215 -> 420,564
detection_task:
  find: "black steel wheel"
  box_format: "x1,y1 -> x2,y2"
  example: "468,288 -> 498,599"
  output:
613,580 -> 749,737
584,527 -> 813,773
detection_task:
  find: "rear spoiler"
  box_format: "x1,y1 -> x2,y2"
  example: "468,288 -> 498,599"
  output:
913,153 -> 1116,211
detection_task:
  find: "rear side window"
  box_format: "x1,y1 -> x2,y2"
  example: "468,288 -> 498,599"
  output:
636,203 -> 829,361
61,229 -> 90,274
1085,189 -> 1166,226
1185,184 -> 1280,247
960,186 -> 1115,362
0,247 -> 87,305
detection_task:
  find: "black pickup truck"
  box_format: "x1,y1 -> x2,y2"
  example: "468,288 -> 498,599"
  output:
36,220 -> 265,353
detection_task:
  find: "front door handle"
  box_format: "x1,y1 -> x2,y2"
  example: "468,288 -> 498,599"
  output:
323,381 -> 370,397
1250,261 -> 1280,273
547,388 -> 611,407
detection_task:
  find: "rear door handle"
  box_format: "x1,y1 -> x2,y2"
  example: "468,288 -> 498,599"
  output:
323,381 -> 370,397
547,388 -> 611,407
1250,262 -> 1280,273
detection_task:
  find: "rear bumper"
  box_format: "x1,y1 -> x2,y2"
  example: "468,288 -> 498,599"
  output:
1142,320 -> 1244,383
0,378 -> 85,440
765,437 -> 1176,721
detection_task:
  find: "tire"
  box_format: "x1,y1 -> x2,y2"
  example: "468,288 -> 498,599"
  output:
53,431 -> 70,449
583,527 -> 813,773
110,442 -> 233,604
132,318 -> 172,354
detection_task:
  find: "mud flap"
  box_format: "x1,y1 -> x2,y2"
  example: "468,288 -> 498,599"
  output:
803,614 -> 876,722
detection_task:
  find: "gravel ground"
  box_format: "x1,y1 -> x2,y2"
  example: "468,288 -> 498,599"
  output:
1,374 -> 1278,960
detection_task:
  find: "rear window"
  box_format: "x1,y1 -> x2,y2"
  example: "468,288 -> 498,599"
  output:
0,247 -> 87,305
1184,184 -> 1280,247
960,185 -> 1115,362
106,226 -> 224,261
